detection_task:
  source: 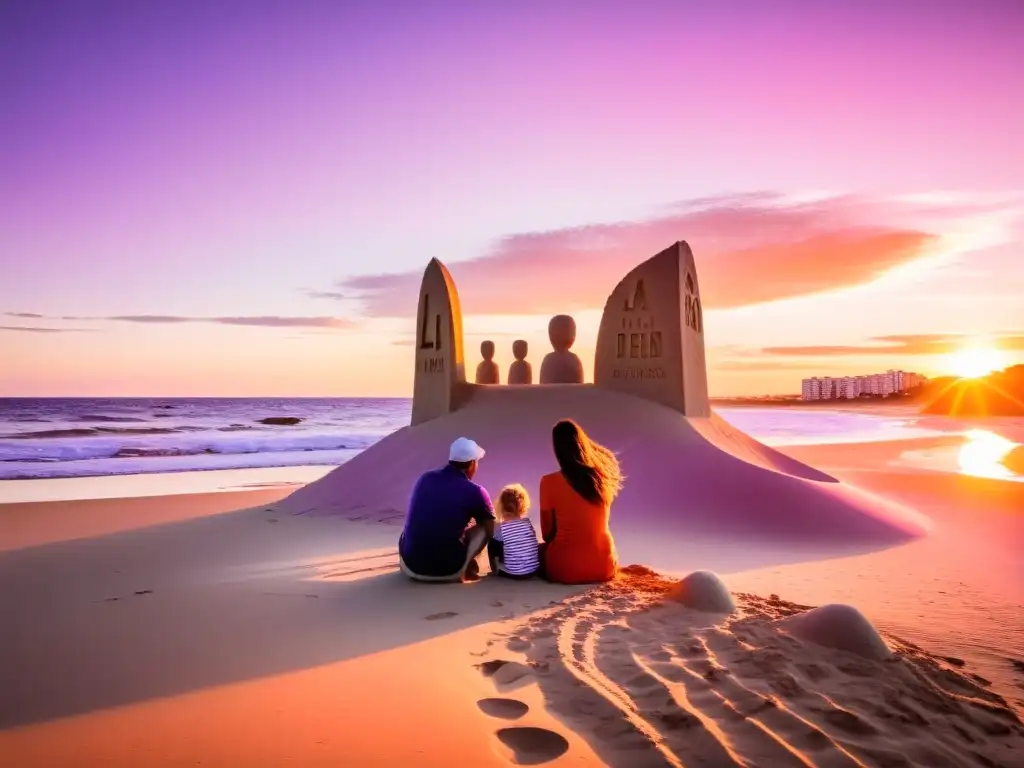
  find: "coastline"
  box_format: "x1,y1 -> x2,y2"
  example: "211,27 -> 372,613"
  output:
0,464 -> 336,504
710,397 -> 922,411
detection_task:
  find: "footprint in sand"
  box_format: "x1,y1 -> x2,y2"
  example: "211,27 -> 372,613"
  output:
477,697 -> 529,720
483,661 -> 533,686
495,727 -> 569,765
479,659 -> 510,677
424,611 -> 458,621
507,636 -> 531,652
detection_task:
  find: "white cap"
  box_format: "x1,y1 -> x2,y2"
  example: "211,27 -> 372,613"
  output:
449,437 -> 486,463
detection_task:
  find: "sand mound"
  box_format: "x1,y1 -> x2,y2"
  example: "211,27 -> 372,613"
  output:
780,603 -> 892,661
666,570 -> 736,613
279,386 -> 929,567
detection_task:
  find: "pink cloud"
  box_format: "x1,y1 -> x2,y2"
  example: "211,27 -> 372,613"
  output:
339,194 -> 943,318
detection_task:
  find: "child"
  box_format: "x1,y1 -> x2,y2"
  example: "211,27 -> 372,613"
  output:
488,483 -> 540,579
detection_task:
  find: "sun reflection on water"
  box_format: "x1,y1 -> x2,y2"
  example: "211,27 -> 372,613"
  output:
957,429 -> 1019,479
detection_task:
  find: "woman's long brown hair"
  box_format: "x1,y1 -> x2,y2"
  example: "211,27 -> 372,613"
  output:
552,419 -> 623,505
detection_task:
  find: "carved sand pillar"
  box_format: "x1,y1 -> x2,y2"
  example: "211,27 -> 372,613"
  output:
593,241 -> 710,417
411,258 -> 466,425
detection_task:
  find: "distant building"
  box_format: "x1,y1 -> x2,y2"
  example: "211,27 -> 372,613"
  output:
800,369 -> 927,401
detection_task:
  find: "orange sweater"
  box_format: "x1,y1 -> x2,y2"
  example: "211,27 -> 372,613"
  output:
539,471 -> 617,584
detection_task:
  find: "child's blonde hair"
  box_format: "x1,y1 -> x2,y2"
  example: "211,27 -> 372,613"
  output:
498,483 -> 530,522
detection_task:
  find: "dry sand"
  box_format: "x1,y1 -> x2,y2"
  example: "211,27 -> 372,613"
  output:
1,438 -> 1023,767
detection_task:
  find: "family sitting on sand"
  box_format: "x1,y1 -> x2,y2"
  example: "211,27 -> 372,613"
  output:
398,419 -> 622,584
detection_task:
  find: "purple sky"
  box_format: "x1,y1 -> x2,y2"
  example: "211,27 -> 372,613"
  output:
2,0 -> 1023,396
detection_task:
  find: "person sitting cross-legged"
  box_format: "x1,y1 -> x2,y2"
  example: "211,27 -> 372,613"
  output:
398,437 -> 495,583
487,483 -> 541,579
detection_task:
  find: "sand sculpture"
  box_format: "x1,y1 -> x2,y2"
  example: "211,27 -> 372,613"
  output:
539,315 -> 584,384
475,341 -> 500,385
594,241 -> 709,416
281,242 -> 928,562
508,340 -> 532,385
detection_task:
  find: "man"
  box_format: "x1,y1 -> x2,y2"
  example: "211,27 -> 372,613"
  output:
398,437 -> 495,582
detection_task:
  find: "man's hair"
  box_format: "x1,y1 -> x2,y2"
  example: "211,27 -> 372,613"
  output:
448,459 -> 474,473
498,483 -> 530,521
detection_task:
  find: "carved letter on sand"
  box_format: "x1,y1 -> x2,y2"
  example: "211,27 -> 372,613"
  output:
594,241 -> 710,416
411,258 -> 466,425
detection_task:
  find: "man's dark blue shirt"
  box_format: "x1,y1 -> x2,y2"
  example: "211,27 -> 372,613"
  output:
399,464 -> 495,576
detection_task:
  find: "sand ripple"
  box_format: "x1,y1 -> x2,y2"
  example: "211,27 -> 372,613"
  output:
480,570 -> 1024,768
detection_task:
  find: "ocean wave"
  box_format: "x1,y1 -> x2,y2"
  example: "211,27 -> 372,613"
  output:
0,430 -> 383,465
4,426 -> 195,440
75,414 -> 143,423
0,447 -> 366,480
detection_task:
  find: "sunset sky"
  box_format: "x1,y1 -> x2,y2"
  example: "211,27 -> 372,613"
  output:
2,0 -> 1023,397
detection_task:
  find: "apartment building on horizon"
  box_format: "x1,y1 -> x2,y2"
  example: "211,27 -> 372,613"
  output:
801,369 -> 927,401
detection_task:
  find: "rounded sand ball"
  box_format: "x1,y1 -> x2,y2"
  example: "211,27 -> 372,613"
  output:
780,604 -> 891,661
666,571 -> 736,613
513,339 -> 528,361
480,340 -> 495,360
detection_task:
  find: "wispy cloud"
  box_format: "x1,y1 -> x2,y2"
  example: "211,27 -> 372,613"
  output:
303,290 -> 349,301
761,333 -> 1024,357
107,315 -> 193,324
209,316 -> 355,328
328,193 -> 999,318
714,359 -> 824,371
0,325 -> 94,334
13,313 -> 358,330
4,312 -> 45,319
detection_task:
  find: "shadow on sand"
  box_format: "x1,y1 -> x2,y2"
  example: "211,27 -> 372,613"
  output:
0,493 -> 918,732
0,503 -> 588,730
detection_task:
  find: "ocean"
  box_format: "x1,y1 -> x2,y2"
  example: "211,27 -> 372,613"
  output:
0,397 -> 949,481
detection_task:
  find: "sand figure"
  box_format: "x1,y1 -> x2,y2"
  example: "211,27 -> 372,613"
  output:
539,315 -> 584,384
475,341 -> 500,385
507,340 -> 532,385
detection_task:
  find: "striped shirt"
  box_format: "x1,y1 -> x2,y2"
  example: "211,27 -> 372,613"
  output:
495,517 -> 540,575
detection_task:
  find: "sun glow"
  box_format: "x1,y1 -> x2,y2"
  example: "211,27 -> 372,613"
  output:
957,429 -> 1018,480
946,347 -> 1005,379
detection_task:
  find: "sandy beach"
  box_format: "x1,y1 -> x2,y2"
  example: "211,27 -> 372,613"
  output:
1,432 -> 1022,767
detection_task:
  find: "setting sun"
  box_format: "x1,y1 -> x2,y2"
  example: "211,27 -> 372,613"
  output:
947,347 -> 1005,379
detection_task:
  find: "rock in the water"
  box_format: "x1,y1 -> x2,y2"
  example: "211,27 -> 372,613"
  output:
258,416 -> 303,426
666,570 -> 736,613
780,604 -> 891,661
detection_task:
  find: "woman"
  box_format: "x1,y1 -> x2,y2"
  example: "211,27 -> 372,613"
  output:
539,419 -> 623,584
